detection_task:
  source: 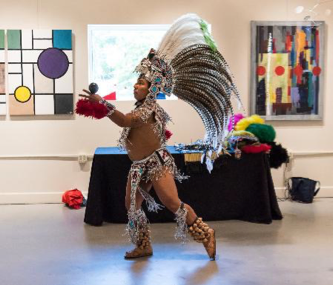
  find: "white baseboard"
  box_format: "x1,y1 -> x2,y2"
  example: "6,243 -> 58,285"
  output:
275,186 -> 333,198
0,187 -> 332,204
0,192 -> 89,204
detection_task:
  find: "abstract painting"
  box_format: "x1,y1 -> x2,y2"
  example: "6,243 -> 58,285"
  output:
251,21 -> 324,120
0,30 -> 5,115
7,29 -> 73,115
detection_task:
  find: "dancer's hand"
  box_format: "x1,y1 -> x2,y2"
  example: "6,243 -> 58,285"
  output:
79,89 -> 103,103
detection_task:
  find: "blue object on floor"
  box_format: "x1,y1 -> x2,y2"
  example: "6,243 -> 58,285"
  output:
94,146 -> 181,155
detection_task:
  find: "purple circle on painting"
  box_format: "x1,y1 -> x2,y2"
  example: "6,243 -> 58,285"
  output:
37,48 -> 69,79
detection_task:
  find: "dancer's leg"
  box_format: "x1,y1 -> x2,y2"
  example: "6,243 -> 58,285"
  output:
124,174 -> 154,259
151,171 -> 197,225
125,174 -> 153,211
152,170 -> 216,260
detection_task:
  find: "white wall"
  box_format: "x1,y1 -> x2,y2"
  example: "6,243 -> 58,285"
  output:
0,0 -> 332,203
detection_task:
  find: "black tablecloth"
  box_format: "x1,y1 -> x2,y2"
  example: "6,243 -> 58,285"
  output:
84,147 -> 283,226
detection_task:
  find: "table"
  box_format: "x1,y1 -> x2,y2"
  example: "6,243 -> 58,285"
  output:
84,146 -> 283,226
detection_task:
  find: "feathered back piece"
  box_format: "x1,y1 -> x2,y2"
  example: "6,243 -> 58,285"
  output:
135,13 -> 243,164
157,14 -> 208,60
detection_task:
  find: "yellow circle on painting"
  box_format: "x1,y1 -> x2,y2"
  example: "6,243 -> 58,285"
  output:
14,86 -> 32,103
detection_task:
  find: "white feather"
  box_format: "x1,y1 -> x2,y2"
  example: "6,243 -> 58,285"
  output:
201,153 -> 205,164
157,13 -> 207,61
206,157 -> 213,173
217,143 -> 223,155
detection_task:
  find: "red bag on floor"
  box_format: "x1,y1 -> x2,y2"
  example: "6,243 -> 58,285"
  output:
62,189 -> 86,209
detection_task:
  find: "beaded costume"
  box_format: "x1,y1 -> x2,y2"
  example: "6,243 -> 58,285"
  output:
78,13 -> 242,260
125,147 -> 188,246
121,13 -> 241,253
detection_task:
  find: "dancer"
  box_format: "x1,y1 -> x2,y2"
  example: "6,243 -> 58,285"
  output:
78,14 -> 242,260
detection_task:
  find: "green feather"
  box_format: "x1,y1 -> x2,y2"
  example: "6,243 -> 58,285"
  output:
246,124 -> 276,143
199,20 -> 209,34
199,19 -> 217,52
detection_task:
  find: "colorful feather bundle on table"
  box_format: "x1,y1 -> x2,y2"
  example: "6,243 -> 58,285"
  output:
226,113 -> 289,168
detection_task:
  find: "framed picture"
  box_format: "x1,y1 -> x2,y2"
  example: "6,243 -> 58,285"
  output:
7,29 -> 73,115
0,30 -> 5,115
250,21 -> 325,120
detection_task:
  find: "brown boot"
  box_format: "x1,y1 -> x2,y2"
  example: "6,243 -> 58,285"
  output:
188,217 -> 216,260
124,227 -> 153,259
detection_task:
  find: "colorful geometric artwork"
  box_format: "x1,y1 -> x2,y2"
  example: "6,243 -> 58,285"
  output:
7,29 -> 73,115
251,22 -> 324,120
0,30 -> 5,115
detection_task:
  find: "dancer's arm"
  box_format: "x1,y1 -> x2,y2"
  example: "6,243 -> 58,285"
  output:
106,109 -> 142,128
79,89 -> 142,128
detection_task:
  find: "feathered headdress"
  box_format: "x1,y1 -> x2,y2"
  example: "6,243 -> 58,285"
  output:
135,14 -> 243,170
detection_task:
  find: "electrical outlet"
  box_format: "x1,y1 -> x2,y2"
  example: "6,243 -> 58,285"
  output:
78,155 -> 88,164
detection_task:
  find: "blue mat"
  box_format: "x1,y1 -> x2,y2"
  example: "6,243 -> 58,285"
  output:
95,146 -> 181,155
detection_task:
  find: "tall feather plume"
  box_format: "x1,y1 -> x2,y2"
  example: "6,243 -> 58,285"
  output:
157,13 -> 243,163
157,14 -> 207,61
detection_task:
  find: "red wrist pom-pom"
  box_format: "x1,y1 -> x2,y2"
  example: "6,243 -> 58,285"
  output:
75,99 -> 109,119
165,130 -> 173,140
242,143 -> 272,154
76,99 -> 93,117
92,102 -> 109,119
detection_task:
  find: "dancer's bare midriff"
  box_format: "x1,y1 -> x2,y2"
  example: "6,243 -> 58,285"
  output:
125,113 -> 162,161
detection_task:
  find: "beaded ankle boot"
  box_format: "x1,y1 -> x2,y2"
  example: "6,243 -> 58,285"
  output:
124,226 -> 153,259
188,217 -> 216,260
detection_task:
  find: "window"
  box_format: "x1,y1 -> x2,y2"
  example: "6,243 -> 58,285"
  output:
88,25 -> 177,101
